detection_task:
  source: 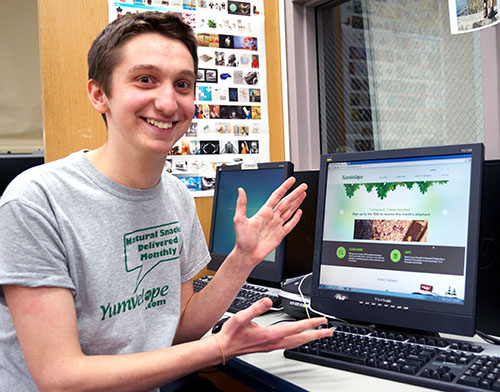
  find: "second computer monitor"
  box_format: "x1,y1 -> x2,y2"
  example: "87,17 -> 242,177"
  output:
208,162 -> 294,286
0,153 -> 44,196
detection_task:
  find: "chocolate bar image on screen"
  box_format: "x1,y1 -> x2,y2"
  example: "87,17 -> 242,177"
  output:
353,219 -> 428,242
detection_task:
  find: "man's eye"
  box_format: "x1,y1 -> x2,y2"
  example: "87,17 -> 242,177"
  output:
177,81 -> 193,90
138,76 -> 153,84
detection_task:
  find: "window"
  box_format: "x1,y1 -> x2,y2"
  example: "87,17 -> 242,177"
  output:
284,0 -> 500,169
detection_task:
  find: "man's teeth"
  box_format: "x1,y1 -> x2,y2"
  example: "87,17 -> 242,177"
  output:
147,119 -> 172,129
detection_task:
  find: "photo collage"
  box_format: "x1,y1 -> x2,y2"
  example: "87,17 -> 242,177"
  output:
108,0 -> 269,196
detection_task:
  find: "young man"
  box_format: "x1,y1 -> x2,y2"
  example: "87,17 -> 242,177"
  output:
0,12 -> 332,392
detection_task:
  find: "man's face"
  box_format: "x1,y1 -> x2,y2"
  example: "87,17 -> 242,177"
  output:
102,33 -> 196,156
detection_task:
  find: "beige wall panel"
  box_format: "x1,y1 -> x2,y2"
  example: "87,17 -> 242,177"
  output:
265,0 -> 285,162
0,1 -> 43,153
39,0 -> 108,163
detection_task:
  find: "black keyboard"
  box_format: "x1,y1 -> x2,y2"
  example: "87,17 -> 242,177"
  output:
193,276 -> 281,313
284,322 -> 500,391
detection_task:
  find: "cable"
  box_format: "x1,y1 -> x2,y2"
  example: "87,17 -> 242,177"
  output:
476,329 -> 500,345
296,272 -> 348,324
297,273 -> 312,319
271,319 -> 301,325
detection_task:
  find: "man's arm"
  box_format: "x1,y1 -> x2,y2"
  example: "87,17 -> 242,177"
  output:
4,284 -> 224,392
174,177 -> 308,343
5,284 -> 331,392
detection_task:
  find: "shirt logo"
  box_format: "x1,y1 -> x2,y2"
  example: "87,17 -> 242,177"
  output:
123,222 -> 183,293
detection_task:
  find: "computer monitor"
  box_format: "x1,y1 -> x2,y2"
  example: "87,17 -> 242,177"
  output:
477,159 -> 500,337
310,143 -> 483,336
283,170 -> 318,279
0,153 -> 44,196
207,161 -> 294,286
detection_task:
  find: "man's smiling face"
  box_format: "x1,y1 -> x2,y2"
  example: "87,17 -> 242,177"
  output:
102,32 -> 196,157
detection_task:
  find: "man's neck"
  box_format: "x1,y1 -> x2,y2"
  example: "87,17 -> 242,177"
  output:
85,145 -> 166,189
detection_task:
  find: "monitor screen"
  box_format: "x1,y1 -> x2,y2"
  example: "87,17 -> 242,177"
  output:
0,154 -> 44,196
311,144 -> 483,336
208,162 -> 293,285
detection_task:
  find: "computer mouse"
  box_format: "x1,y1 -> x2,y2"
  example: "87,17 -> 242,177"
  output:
212,316 -> 231,334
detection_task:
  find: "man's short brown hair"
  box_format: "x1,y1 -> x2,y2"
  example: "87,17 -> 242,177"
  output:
88,11 -> 198,97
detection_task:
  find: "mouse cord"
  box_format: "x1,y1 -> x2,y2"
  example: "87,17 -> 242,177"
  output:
297,273 -> 312,319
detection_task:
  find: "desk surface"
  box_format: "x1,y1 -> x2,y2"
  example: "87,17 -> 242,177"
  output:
215,311 -> 500,392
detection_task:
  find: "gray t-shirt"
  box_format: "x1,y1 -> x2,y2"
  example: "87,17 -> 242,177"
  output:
0,150 -> 211,390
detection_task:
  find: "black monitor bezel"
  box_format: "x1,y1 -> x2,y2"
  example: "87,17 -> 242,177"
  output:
207,161 -> 294,285
310,143 -> 484,336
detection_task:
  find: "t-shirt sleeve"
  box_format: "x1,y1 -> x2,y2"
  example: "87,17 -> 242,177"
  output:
0,200 -> 75,292
169,177 -> 211,283
180,207 -> 211,282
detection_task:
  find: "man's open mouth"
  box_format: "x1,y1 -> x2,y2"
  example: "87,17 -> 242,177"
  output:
146,118 -> 173,129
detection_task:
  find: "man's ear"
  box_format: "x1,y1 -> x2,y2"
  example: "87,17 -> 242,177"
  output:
87,79 -> 109,114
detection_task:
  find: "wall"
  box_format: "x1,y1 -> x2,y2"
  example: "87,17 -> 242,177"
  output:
0,0 -> 43,153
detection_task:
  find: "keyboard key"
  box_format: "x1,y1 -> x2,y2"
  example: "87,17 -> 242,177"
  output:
318,349 -> 367,365
440,372 -> 454,382
457,375 -> 481,387
492,380 -> 500,391
400,364 -> 418,375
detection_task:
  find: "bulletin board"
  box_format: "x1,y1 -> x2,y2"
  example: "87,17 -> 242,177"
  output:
108,0 -> 270,196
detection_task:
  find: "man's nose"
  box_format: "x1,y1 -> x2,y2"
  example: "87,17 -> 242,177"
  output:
154,84 -> 178,115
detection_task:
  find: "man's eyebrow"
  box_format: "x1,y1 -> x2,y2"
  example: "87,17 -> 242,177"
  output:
126,64 -> 196,79
127,64 -> 161,74
176,69 -> 196,80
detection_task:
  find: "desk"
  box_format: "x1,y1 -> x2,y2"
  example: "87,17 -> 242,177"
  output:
212,312 -> 500,392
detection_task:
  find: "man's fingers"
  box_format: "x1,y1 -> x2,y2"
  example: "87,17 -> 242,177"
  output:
274,183 -> 307,215
263,177 -> 297,209
251,317 -> 332,352
282,209 -> 303,235
273,326 -> 333,351
276,316 -> 329,335
269,317 -> 331,344
233,187 -> 247,222
234,298 -> 273,324
278,189 -> 307,223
